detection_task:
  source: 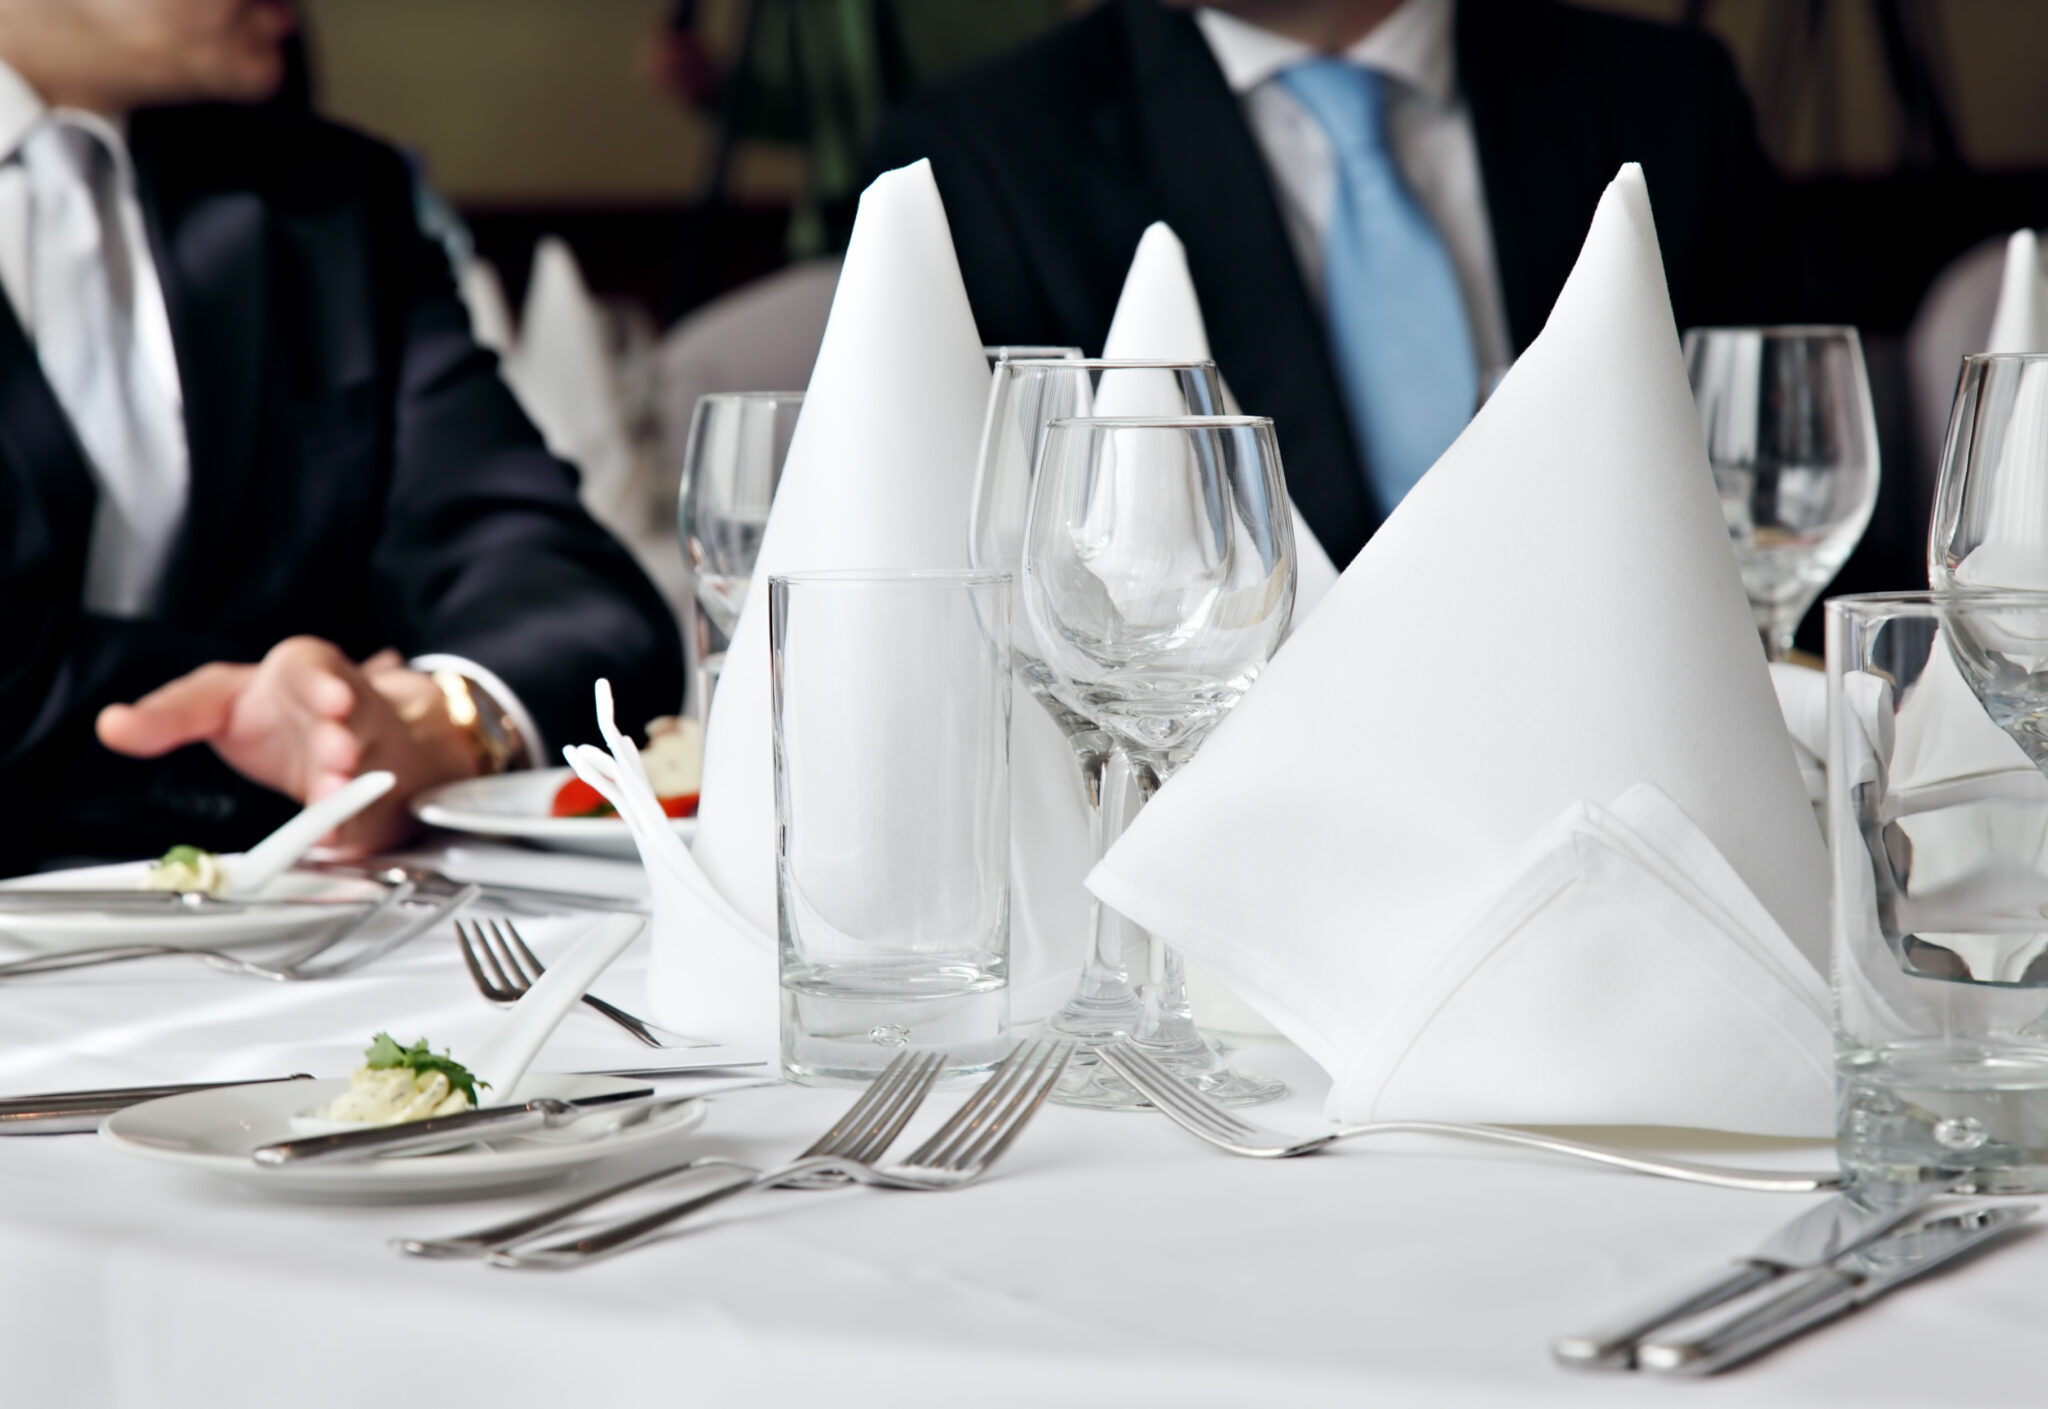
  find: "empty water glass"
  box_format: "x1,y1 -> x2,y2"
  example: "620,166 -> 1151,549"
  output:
1685,326 -> 1880,659
679,391 -> 803,716
771,570 -> 1013,1083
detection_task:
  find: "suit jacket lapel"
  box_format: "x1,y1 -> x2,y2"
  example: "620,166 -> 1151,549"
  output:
130,111 -> 269,618
0,294 -> 96,605
1117,0 -> 1379,565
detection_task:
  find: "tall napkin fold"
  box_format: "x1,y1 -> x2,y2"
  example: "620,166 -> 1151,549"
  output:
680,159 -> 1093,1024
1102,222 -> 1340,624
1987,229 -> 2048,355
1090,165 -> 1832,1133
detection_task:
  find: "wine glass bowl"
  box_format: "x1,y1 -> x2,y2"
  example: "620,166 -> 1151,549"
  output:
1683,326 -> 1879,659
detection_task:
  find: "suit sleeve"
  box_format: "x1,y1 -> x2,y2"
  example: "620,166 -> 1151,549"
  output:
368,178 -> 684,758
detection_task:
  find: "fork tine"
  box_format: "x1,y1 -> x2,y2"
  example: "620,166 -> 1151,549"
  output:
481,919 -> 529,993
454,921 -> 505,1000
796,1051 -> 920,1158
901,1041 -> 1032,1166
842,1052 -> 947,1162
1104,1043 -> 1262,1138
934,1041 -> 1072,1172
920,1043 -> 1042,1170
502,920 -> 549,980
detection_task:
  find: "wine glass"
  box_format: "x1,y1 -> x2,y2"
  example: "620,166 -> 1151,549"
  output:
1683,326 -> 1880,659
678,390 -> 803,720
1022,414 -> 1295,1105
970,358 -> 1224,1105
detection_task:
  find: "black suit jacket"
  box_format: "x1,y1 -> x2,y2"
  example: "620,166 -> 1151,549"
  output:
0,104 -> 683,870
872,0 -> 1786,566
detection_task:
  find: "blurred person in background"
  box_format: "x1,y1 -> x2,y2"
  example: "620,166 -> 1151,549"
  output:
0,0 -> 683,873
872,0 -> 1787,566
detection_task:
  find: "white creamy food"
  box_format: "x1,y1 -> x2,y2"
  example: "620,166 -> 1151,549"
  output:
319,1065 -> 474,1124
641,715 -> 702,798
142,845 -> 225,895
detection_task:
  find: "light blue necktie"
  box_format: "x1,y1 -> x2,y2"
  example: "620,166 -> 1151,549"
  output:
1279,59 -> 1478,515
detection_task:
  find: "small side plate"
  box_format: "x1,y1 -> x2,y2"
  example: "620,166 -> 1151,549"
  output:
0,861 -> 385,954
413,768 -> 696,859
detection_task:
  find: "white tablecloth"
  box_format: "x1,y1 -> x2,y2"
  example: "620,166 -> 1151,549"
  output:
0,847 -> 2040,1408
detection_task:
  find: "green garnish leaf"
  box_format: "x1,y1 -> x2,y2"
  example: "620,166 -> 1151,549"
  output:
362,1031 -> 488,1107
158,845 -> 207,868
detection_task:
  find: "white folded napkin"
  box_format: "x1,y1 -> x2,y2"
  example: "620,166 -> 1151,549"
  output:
1091,164 -> 1832,1133
679,159 -> 1093,1023
1102,221 -> 1339,624
459,256 -> 516,356
1987,229 -> 2048,354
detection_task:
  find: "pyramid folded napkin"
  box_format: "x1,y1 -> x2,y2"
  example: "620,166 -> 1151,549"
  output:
1988,229 -> 2048,354
1090,165 -> 1831,1133
674,160 -> 1091,1024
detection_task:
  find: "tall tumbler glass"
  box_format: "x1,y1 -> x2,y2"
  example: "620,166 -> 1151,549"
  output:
1684,326 -> 1880,660
680,390 -> 803,720
970,358 -> 1225,1102
1930,354 -> 2048,593
771,570 -> 1013,1084
1830,590 -> 2048,1191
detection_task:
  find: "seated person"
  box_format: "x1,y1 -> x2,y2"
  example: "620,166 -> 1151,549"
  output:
872,0 -> 1787,566
0,0 -> 682,873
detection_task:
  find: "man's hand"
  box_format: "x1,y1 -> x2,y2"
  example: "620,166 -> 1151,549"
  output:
95,637 -> 485,854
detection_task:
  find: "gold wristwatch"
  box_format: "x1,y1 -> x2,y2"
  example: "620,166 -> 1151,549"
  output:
429,669 -> 524,776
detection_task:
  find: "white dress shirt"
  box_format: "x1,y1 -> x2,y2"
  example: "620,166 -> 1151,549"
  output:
0,56 -> 543,764
1194,0 -> 1513,378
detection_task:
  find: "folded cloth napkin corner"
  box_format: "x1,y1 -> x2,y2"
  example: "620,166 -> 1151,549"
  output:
1091,163 -> 1834,1136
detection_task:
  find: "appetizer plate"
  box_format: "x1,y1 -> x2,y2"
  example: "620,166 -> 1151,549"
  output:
102,1073 -> 708,1199
413,767 -> 696,860
0,860 -> 387,954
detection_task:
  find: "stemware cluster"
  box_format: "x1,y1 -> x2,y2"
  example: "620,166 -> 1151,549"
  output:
971,356 -> 1296,1106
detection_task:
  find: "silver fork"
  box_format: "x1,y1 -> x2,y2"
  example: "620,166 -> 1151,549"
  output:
1099,1042 -> 1842,1194
490,1039 -> 1075,1268
396,1048 -> 948,1260
456,916 -> 669,1047
0,881 -> 475,982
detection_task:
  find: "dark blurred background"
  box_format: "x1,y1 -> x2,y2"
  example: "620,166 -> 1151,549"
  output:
297,0 -> 2048,613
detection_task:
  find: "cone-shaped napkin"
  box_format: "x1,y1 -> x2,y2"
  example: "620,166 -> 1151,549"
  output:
683,160 -> 1092,1024
460,256 -> 516,356
1102,222 -> 1340,622
1091,166 -> 1832,1134
1987,230 -> 2048,354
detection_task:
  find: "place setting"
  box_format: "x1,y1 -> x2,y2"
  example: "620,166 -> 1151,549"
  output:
13,28 -> 2048,1401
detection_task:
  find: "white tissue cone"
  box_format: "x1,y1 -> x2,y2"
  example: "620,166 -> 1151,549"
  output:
1102,222 -> 1339,621
1090,165 -> 1831,1131
689,160 -> 1092,1018
459,256 -> 516,356
1986,229 -> 2048,355
503,238 -> 637,531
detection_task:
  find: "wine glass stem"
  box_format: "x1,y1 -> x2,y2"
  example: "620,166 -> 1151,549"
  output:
1756,601 -> 1804,663
1044,733 -> 1139,1040
1121,751 -> 1205,1054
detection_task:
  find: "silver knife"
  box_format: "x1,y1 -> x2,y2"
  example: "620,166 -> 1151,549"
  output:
1553,1179 -> 1954,1369
250,1086 -> 660,1165
0,890 -> 365,911
304,861 -> 648,916
0,1075 -> 316,1133
1637,1203 -> 2036,1374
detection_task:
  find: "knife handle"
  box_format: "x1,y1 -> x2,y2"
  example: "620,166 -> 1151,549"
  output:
1552,1261 -> 1778,1369
1636,1265 -> 1855,1375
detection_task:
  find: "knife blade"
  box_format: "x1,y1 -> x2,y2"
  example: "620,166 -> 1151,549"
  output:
1637,1203 -> 2036,1374
302,861 -> 648,916
250,1086 -> 660,1166
1553,1178 -> 1955,1369
0,890 -> 367,912
0,1075 -> 316,1133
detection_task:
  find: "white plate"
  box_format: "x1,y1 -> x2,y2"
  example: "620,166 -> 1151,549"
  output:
413,767 -> 695,859
0,861 -> 387,954
102,1073 -> 708,1199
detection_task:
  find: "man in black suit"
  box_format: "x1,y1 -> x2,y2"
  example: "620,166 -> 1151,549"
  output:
0,0 -> 682,870
873,0 -> 1784,567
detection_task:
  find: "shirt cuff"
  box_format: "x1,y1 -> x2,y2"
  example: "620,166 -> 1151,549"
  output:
408,653 -> 547,769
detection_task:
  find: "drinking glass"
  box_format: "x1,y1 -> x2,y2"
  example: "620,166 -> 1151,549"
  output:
1684,326 -> 1880,659
970,358 -> 1225,1103
1023,415 -> 1295,1104
1930,354 -> 2048,594
985,344 -> 1083,370
679,390 -> 803,719
771,570 -> 1012,1084
1830,590 -> 2048,1191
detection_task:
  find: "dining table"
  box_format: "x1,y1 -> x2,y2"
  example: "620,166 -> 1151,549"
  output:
0,840 -> 2039,1409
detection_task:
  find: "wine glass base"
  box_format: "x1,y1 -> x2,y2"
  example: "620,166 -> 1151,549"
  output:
1046,1030 -> 1287,1109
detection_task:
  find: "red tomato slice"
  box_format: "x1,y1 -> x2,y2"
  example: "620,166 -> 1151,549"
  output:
551,777 -> 615,818
660,792 -> 700,819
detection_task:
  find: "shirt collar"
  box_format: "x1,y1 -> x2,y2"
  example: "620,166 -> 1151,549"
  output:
0,55 -> 47,163
1194,0 -> 1456,104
